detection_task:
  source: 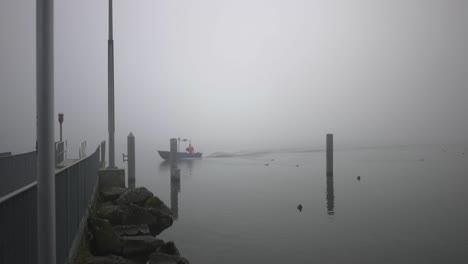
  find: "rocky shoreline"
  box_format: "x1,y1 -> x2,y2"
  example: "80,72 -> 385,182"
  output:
73,186 -> 189,264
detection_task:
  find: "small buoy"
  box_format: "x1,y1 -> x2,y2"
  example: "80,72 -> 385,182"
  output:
420,158 -> 424,162
357,176 -> 361,181
296,164 -> 299,167
264,163 -> 269,166
270,159 -> 275,161
297,204 -> 303,211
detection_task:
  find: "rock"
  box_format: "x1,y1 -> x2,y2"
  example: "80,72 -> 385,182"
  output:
147,252 -> 189,264
121,235 -> 165,257
157,241 -> 180,256
122,203 -> 158,225
97,204 -> 128,225
101,187 -> 128,202
84,255 -> 140,264
145,196 -> 164,208
117,187 -> 154,205
113,224 -> 151,237
148,215 -> 173,236
147,203 -> 172,217
88,218 -> 122,255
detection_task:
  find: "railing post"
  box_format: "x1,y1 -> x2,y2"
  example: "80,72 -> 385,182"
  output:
127,133 -> 135,188
326,134 -> 333,176
36,0 -> 56,262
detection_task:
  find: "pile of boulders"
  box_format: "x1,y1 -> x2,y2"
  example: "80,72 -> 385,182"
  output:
83,187 -> 189,264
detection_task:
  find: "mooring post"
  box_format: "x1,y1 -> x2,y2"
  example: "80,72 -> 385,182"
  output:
170,138 -> 178,175
37,0 -> 56,262
127,133 -> 135,187
326,173 -> 335,215
326,134 -> 333,176
100,141 -> 106,168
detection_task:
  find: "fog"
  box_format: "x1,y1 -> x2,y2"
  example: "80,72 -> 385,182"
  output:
1,0 -> 467,159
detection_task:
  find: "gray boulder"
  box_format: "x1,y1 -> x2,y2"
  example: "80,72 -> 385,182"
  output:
97,204 -> 128,225
113,224 -> 151,237
156,241 -> 180,256
121,235 -> 165,257
117,187 -> 154,205
147,204 -> 172,217
122,203 -> 157,225
84,255 -> 140,264
146,252 -> 189,264
101,187 -> 127,202
148,215 -> 173,236
88,217 -> 122,255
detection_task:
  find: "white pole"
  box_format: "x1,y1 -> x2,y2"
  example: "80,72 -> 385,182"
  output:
108,0 -> 116,168
36,0 -> 56,262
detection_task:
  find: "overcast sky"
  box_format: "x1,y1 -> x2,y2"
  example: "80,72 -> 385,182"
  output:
1,0 -> 467,157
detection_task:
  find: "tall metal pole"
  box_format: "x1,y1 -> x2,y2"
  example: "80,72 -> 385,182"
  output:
108,0 -> 116,168
37,0 -> 56,262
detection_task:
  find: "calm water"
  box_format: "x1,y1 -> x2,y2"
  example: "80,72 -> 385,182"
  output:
133,145 -> 468,264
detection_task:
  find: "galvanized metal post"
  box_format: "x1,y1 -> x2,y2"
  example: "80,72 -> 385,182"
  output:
170,138 -> 178,174
37,0 -> 56,262
58,113 -> 63,142
108,0 -> 116,168
326,134 -> 333,176
127,133 -> 135,187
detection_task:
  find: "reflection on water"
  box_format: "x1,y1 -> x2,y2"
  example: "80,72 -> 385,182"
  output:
159,160 -> 195,178
326,174 -> 335,216
171,172 -> 181,220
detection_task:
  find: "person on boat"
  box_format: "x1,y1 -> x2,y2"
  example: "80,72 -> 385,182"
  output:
186,143 -> 194,154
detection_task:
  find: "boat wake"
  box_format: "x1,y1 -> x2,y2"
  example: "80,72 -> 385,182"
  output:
206,148 -> 324,158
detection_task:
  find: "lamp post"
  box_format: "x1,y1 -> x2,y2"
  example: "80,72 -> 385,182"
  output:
108,0 -> 116,168
37,0 -> 56,263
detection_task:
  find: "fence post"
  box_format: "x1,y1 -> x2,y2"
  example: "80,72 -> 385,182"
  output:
170,138 -> 178,175
37,0 -> 56,262
127,133 -> 135,188
326,134 -> 333,176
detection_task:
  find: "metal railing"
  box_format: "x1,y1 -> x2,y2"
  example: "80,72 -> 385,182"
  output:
0,151 -> 37,197
0,143 -> 103,264
55,141 -> 66,167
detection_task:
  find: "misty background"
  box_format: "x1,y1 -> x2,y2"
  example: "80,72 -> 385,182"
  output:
1,0 -> 467,161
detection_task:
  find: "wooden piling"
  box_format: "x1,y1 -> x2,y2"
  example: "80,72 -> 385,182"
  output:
326,134 -> 333,176
127,133 -> 135,188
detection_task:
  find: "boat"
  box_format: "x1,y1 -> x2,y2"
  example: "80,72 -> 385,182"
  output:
157,150 -> 202,161
158,138 -> 202,161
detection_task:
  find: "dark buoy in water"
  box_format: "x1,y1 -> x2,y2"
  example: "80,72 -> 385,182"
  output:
420,158 -> 425,162
357,176 -> 361,181
271,159 -> 275,161
297,204 -> 303,212
264,163 -> 269,166
296,164 -> 299,167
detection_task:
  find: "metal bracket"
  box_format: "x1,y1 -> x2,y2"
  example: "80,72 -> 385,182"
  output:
122,153 -> 128,162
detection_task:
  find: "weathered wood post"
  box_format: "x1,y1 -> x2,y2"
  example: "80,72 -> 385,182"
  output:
127,133 -> 135,188
326,134 -> 333,176
100,141 -> 106,168
326,173 -> 335,215
170,138 -> 177,172
170,138 -> 180,180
